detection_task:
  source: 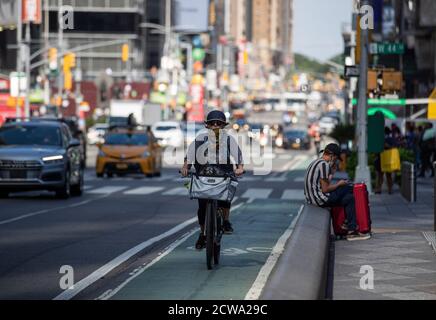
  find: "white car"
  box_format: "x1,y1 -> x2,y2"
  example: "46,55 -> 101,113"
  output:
318,117 -> 338,135
152,121 -> 184,148
87,123 -> 109,145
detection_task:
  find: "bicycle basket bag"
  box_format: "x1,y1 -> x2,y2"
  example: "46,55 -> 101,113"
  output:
189,176 -> 238,202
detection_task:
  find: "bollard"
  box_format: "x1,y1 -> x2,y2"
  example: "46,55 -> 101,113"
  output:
401,162 -> 416,202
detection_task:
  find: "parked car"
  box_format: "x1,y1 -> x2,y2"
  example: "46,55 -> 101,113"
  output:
318,117 -> 338,135
0,118 -> 84,198
151,121 -> 184,148
96,126 -> 162,178
87,123 -> 109,145
282,128 -> 311,150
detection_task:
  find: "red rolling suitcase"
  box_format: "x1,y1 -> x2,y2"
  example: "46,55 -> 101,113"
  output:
353,183 -> 371,234
331,207 -> 347,237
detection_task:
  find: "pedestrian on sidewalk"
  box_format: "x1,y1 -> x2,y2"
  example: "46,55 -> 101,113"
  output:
374,127 -> 397,194
418,123 -> 435,178
304,143 -> 370,241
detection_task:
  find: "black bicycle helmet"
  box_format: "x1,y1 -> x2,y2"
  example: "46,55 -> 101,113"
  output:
205,110 -> 228,125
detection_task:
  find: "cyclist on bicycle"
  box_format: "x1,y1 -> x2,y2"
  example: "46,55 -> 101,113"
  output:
181,110 -> 244,250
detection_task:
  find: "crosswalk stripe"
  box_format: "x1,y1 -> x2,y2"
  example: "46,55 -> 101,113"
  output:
294,176 -> 305,182
281,189 -> 305,200
123,187 -> 164,195
265,177 -> 287,182
84,185 -> 94,190
241,188 -> 273,200
162,187 -> 189,196
241,177 -> 262,182
87,186 -> 128,195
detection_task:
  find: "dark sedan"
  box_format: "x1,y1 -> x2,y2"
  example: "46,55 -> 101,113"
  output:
0,119 -> 84,199
282,128 -> 311,150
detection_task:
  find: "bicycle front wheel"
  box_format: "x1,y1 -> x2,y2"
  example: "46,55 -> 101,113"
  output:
205,200 -> 216,270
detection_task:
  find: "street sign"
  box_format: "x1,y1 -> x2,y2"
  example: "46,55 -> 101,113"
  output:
369,42 -> 405,55
344,65 -> 360,78
427,88 -> 436,120
352,98 -> 406,106
9,72 -> 27,98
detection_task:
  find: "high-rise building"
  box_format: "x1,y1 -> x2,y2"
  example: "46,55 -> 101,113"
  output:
45,0 -> 146,80
242,0 -> 293,72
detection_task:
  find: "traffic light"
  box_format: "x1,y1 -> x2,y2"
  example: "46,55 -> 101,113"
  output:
122,44 -> 129,62
64,71 -> 73,91
63,53 -> 76,91
63,53 -> 76,72
48,47 -> 58,70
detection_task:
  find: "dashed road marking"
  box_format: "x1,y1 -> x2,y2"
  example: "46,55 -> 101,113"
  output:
87,186 -> 129,195
123,187 -> 164,195
281,189 -> 305,201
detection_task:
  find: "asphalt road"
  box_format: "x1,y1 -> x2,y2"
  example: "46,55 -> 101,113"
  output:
0,142 -> 319,300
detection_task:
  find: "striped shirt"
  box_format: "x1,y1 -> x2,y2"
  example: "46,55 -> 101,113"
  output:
304,159 -> 331,206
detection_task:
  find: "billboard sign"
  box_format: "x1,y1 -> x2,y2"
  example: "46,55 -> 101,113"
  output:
188,84 -> 205,122
173,0 -> 209,32
23,0 -> 42,24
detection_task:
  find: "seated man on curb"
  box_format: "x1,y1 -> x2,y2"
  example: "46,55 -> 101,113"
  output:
304,143 -> 370,241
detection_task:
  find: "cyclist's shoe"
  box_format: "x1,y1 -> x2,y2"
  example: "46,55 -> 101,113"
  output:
223,221 -> 234,234
195,234 -> 206,250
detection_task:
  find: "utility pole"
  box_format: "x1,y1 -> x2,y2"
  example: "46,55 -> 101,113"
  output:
57,0 -> 63,107
355,0 -> 372,193
16,0 -> 23,117
163,0 -> 171,120
24,22 -> 31,118
44,0 -> 50,106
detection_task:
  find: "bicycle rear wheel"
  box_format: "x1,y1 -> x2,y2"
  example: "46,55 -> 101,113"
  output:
205,200 -> 216,270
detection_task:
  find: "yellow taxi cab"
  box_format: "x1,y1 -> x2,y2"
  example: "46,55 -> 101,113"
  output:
96,127 -> 162,178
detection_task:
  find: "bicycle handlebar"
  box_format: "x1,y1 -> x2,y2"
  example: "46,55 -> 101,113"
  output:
179,170 -> 246,179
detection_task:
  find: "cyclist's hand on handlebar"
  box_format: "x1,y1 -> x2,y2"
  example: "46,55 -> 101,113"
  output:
234,168 -> 244,177
181,165 -> 189,177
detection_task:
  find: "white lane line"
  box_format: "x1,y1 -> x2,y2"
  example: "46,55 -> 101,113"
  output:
162,187 -> 188,196
97,228 -> 199,300
84,186 -> 94,190
123,187 -> 164,195
245,204 -> 304,300
241,188 -> 273,202
87,186 -> 128,195
0,194 -> 110,226
96,201 -> 247,300
281,189 -> 305,200
54,216 -> 199,300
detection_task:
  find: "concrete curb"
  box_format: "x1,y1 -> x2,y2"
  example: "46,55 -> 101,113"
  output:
260,204 -> 331,300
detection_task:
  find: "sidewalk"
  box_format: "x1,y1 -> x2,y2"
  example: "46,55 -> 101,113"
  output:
333,176 -> 436,300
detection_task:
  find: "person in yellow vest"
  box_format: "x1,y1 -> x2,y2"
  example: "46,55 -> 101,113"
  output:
375,127 -> 397,194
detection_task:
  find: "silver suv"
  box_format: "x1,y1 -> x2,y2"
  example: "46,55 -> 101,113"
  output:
0,119 -> 84,199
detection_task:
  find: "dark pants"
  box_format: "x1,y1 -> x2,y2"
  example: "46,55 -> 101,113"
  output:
420,147 -> 434,176
323,185 -> 357,231
197,199 -> 231,226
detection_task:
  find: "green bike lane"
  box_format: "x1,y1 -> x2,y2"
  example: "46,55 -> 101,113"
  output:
103,199 -> 303,300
